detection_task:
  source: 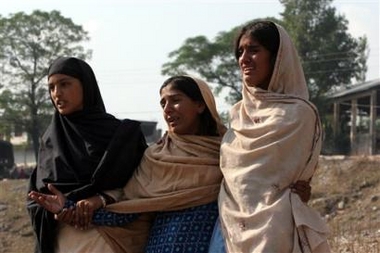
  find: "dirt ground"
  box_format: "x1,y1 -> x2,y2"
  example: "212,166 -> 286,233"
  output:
0,155 -> 379,253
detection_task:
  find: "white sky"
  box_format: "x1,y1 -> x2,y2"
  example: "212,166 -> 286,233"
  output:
2,0 -> 379,131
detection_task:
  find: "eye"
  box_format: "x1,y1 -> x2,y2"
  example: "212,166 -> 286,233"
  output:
248,45 -> 261,54
237,48 -> 243,58
48,84 -> 54,92
61,81 -> 69,87
160,100 -> 166,109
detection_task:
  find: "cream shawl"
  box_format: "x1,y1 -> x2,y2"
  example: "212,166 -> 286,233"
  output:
98,76 -> 227,253
218,23 -> 330,253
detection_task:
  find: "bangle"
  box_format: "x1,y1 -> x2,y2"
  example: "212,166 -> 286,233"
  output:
97,193 -> 107,208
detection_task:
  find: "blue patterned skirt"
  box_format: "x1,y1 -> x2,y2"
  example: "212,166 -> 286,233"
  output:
145,201 -> 218,253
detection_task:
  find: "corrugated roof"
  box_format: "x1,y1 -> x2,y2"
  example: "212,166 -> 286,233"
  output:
328,78 -> 380,99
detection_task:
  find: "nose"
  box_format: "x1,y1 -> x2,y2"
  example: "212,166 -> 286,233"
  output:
240,50 -> 250,64
51,86 -> 62,97
163,102 -> 172,114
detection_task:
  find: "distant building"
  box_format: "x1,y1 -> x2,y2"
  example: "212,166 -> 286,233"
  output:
327,78 -> 380,155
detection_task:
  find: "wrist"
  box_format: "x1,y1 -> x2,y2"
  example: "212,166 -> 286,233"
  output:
97,193 -> 107,208
96,193 -> 115,208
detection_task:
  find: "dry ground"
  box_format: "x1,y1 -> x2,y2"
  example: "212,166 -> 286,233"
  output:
0,156 -> 379,253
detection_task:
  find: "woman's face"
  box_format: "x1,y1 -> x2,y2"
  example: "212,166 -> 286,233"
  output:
48,73 -> 84,115
237,34 -> 273,90
160,84 -> 205,135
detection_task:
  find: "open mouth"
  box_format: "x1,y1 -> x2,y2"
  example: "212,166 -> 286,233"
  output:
166,116 -> 179,126
55,100 -> 66,108
242,67 -> 254,74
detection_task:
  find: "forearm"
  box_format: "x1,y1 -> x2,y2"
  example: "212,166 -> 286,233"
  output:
102,188 -> 123,202
64,199 -> 139,226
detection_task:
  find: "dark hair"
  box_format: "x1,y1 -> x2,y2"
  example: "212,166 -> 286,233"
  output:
160,76 -> 219,136
234,20 -> 280,67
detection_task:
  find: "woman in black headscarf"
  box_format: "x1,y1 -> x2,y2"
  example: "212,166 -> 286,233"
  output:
27,57 -> 147,253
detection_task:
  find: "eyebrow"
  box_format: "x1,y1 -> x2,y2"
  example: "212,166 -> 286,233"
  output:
160,93 -> 184,104
240,43 -> 261,48
48,76 -> 73,85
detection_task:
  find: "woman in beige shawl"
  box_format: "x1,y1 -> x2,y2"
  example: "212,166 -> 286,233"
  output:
217,20 -> 331,253
105,75 -> 227,253
29,75 -> 227,253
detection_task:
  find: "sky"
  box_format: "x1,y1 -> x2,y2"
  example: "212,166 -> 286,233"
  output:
1,0 -> 379,131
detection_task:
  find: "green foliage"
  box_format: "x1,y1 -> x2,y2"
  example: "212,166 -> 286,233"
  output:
0,90 -> 15,139
0,10 -> 92,157
162,31 -> 243,105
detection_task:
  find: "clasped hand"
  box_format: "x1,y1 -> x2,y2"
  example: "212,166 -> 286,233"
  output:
28,184 -> 103,230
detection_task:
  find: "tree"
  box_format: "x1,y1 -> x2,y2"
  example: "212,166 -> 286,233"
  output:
162,29 -> 243,105
0,10 -> 92,159
161,0 -> 368,111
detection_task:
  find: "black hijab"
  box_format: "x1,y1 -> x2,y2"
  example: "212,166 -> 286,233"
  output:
27,57 -> 147,253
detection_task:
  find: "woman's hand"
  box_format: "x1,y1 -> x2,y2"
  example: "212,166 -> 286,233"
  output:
55,207 -> 76,225
291,180 -> 311,203
28,183 -> 105,230
28,183 -> 66,214
74,195 -> 104,230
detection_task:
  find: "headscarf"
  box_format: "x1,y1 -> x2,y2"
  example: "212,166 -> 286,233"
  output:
47,56 -> 106,111
100,76 -> 227,252
27,57 -> 147,253
191,76 -> 227,136
218,23 -> 330,253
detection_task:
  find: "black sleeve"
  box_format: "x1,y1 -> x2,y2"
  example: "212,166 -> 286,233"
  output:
67,119 -> 147,200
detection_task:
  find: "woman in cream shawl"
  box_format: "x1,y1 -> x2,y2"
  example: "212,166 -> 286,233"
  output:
30,75 -> 227,253
218,21 -> 331,252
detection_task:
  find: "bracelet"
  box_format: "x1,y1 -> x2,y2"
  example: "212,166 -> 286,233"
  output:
97,193 -> 107,208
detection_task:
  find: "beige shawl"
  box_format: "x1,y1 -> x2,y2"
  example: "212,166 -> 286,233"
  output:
218,23 -> 330,253
108,133 -> 223,212
98,76 -> 226,253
